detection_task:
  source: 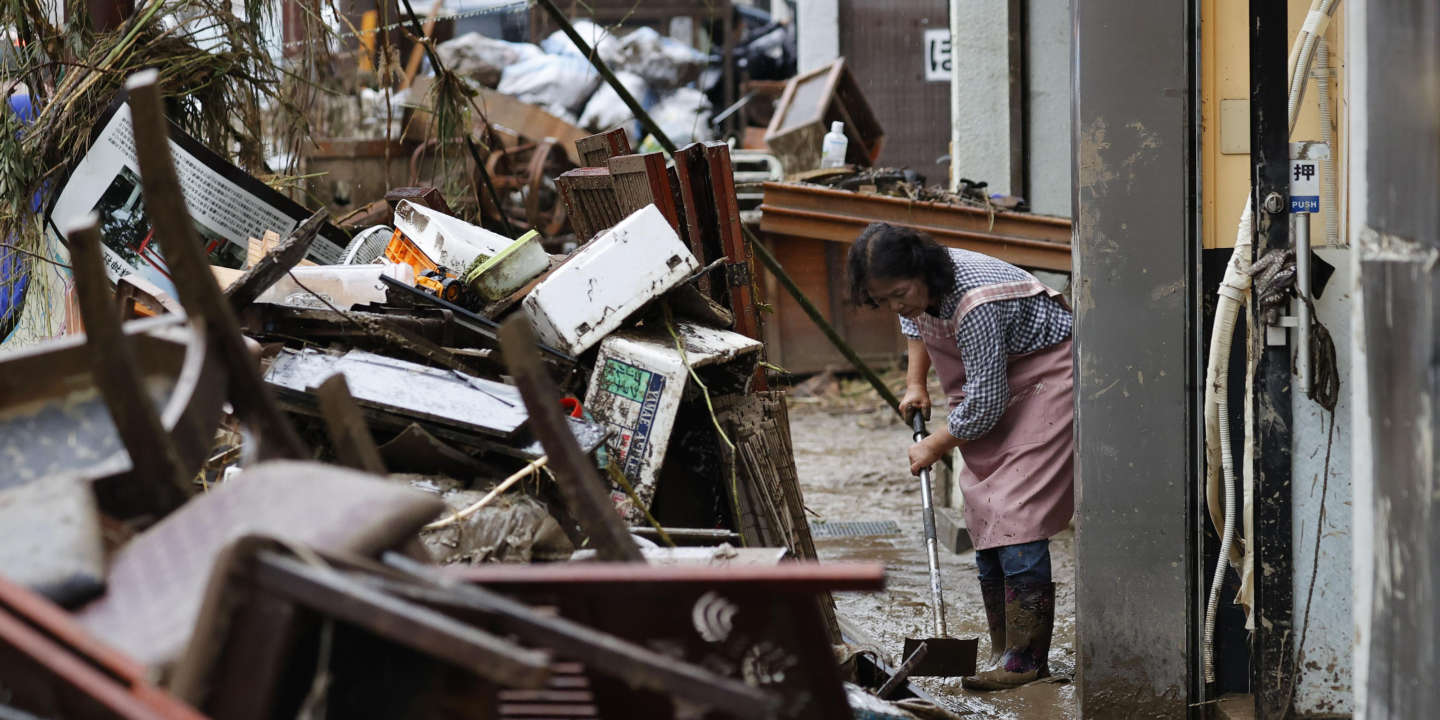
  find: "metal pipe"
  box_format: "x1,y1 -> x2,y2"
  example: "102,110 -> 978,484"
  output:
914,427 -> 948,636
1296,213 -> 1312,395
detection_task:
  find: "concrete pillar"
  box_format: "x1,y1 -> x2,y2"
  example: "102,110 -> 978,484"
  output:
1072,0 -> 1196,716
948,0 -> 1015,196
797,0 -> 839,74
1353,2 -> 1440,718
1024,0 -> 1072,217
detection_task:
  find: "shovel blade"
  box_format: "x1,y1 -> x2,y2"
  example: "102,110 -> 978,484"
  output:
902,636 -> 978,677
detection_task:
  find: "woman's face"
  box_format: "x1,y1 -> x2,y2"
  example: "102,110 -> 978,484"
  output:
867,275 -> 930,317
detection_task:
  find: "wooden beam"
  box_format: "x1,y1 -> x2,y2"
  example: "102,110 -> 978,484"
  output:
315,374 -> 387,475
125,70 -> 308,461
66,217 -> 191,511
498,316 -> 643,563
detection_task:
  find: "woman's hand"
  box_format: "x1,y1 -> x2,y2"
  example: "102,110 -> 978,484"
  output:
899,384 -> 931,422
908,431 -> 959,476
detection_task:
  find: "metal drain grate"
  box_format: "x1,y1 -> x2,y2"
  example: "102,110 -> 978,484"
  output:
811,520 -> 902,538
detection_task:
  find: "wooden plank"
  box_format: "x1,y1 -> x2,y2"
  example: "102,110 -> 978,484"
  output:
65,217 -> 191,512
379,554 -> 779,717
315,374 -> 387,474
701,143 -> 766,389
607,152 -> 681,233
224,209 -> 327,310
556,168 -> 624,243
672,144 -> 722,299
759,180 -> 1073,248
125,70 -> 308,461
498,316 -> 644,563
575,128 -> 632,168
442,561 -> 886,591
251,551 -> 550,689
406,79 -> 587,166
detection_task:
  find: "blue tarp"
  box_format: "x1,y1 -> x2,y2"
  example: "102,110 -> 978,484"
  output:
1,92 -> 39,327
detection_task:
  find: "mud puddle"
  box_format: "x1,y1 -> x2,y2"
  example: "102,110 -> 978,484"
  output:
789,402 -> 1077,719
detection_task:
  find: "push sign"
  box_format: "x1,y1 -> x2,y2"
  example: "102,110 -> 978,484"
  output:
1289,142 -> 1329,214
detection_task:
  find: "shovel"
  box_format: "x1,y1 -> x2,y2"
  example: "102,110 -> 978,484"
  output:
901,412 -> 978,677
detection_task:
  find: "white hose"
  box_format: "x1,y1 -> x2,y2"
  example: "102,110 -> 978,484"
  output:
1316,40 -> 1338,247
1203,199 -> 1253,682
1287,0 -> 1339,133
1201,0 -> 1341,683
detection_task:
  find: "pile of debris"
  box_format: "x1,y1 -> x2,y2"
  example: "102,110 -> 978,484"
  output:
433,20 -> 714,150
0,62 -> 981,718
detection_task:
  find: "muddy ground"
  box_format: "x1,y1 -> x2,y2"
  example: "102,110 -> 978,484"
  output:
788,398 -> 1076,719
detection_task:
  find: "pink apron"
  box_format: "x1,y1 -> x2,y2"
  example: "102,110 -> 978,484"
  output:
906,280 -> 1074,550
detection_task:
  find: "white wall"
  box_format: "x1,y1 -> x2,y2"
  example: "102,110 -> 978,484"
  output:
949,0 -> 1013,196
1025,0 -> 1072,217
1290,245 -> 1355,716
1346,0 -> 1371,714
797,0 -> 839,74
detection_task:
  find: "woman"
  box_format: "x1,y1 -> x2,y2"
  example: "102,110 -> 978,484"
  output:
847,222 -> 1074,691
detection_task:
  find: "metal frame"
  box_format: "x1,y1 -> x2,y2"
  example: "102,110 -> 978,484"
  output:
1247,1 -> 1295,717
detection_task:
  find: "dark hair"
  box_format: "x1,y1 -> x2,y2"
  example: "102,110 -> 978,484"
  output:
847,223 -> 957,308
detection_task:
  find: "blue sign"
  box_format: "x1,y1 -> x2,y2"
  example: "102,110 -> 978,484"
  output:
1292,196 -> 1319,214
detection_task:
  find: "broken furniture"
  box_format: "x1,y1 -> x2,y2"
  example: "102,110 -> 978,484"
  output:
168,541 -> 551,719
576,127 -> 633,167
522,204 -> 701,356
763,58 -> 885,173
0,316 -> 225,516
72,461 -> 443,672
583,321 -> 762,522
264,347 -> 605,462
442,560 -> 886,719
556,167 -> 625,243
0,573 -> 204,719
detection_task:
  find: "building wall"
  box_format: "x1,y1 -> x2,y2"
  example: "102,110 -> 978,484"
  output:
837,0 -> 952,183
1201,0 -> 1347,250
1353,1 -> 1440,717
796,0 -> 839,74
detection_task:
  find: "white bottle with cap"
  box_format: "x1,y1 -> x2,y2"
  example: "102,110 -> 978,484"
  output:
820,121 -> 848,168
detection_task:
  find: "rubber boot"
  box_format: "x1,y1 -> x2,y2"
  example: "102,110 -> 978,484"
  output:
979,577 -> 1007,665
962,581 -> 1054,691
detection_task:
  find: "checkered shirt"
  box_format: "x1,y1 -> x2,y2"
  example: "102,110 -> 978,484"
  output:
898,248 -> 1072,440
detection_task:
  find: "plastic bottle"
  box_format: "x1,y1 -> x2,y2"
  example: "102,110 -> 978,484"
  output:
820,121 -> 848,168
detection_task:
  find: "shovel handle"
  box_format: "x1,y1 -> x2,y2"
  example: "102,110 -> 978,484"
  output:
909,410 -> 927,442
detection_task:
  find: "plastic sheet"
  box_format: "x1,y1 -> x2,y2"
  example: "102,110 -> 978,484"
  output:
640,87 -> 715,151
578,70 -> 651,135
540,19 -> 618,59
497,53 -> 601,116
436,33 -> 543,88
607,26 -> 708,91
